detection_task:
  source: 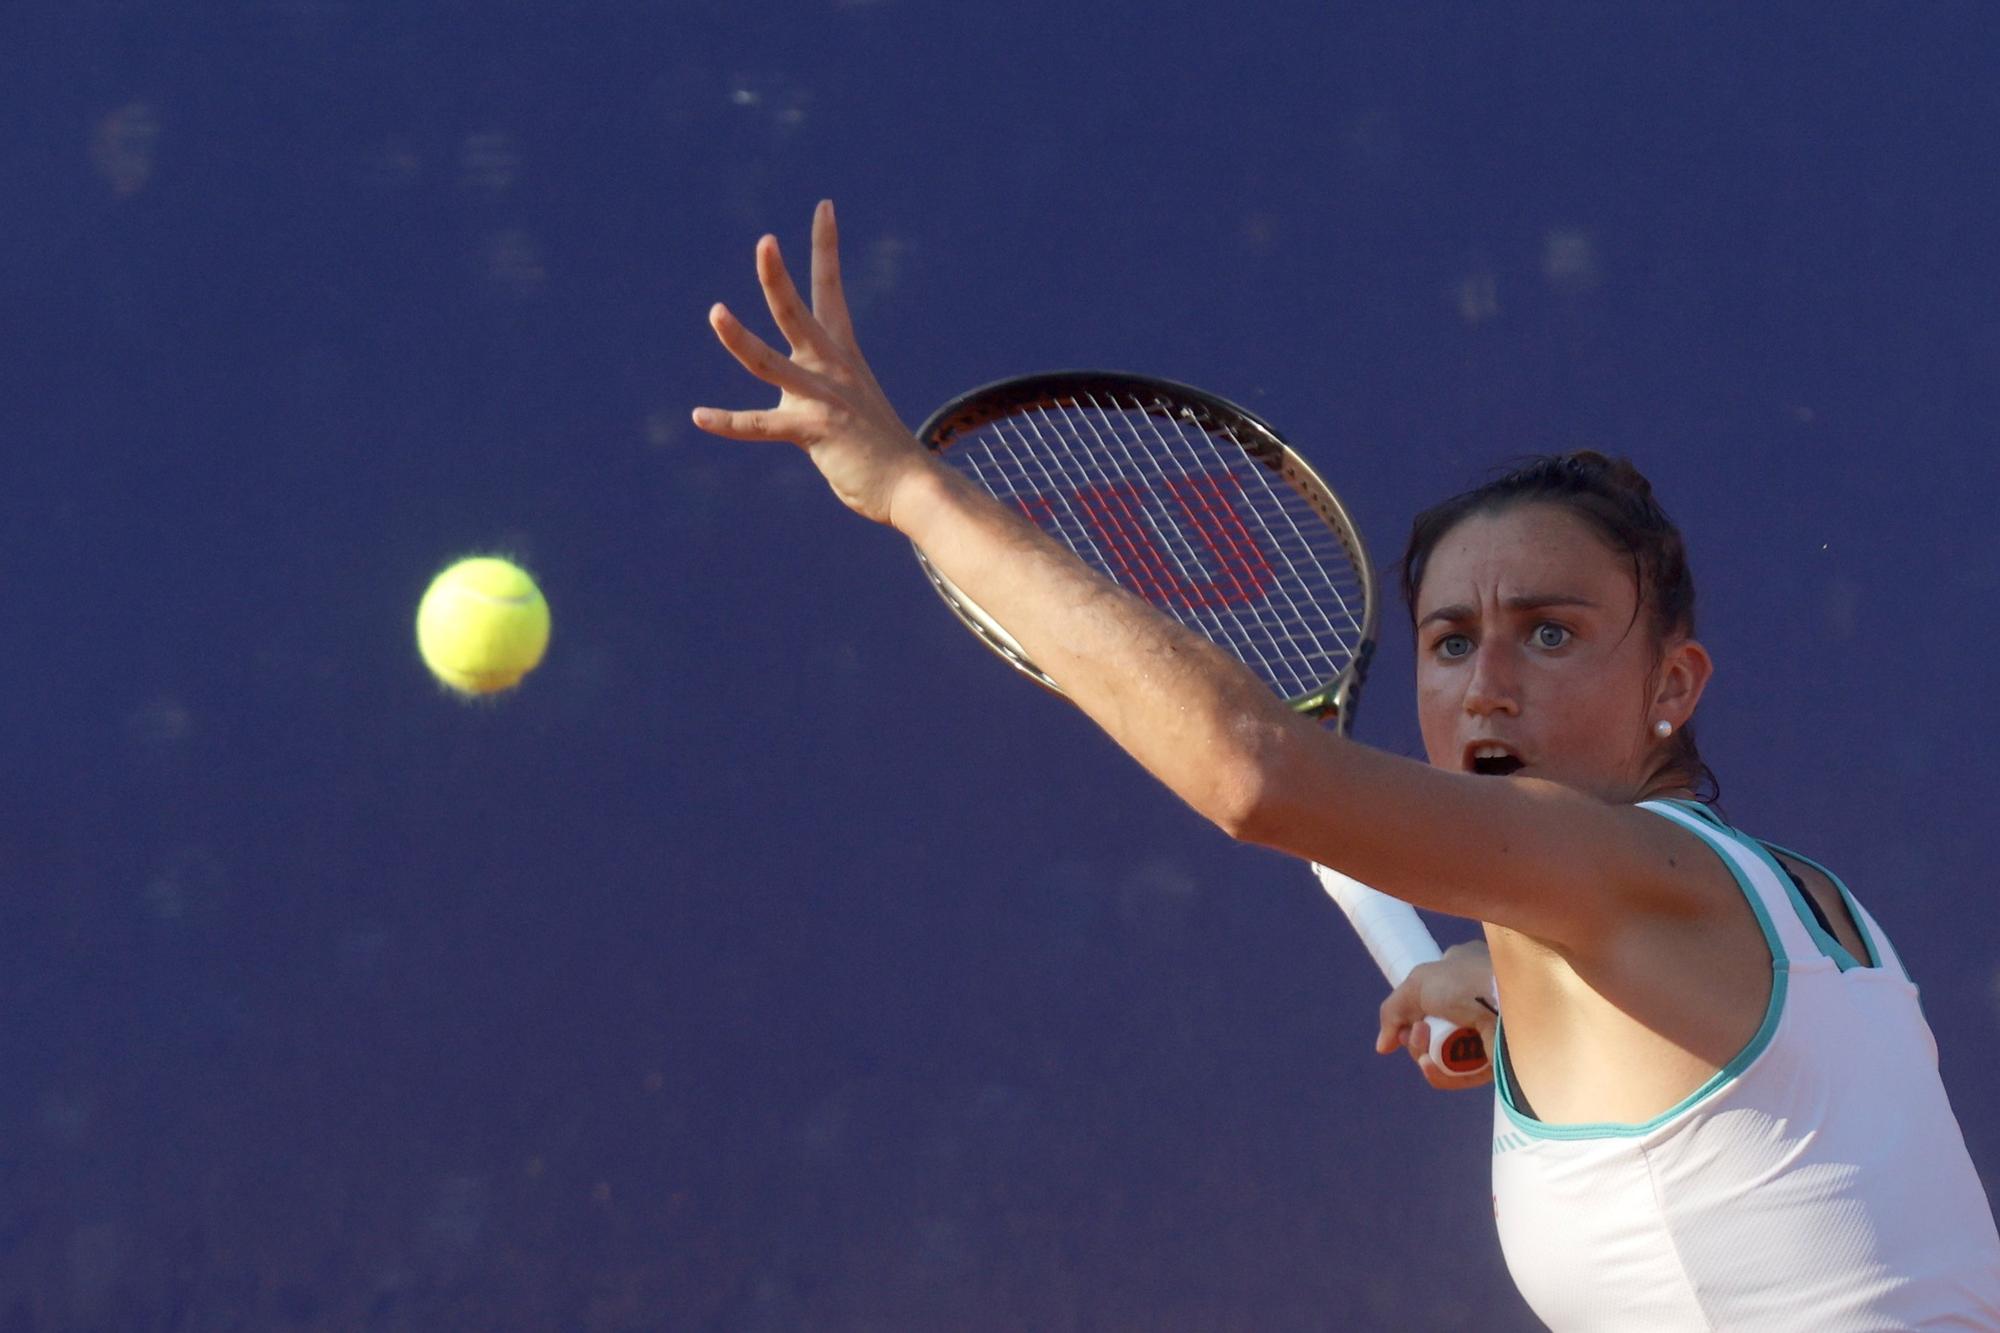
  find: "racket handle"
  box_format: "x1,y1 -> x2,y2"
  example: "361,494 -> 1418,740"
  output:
1423,1014 -> 1490,1076
1312,862 -> 1490,1077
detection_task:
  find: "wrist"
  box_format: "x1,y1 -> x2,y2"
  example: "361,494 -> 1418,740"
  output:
886,456 -> 976,542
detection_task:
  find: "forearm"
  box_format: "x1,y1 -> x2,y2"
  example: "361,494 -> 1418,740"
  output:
889,460 -> 1304,832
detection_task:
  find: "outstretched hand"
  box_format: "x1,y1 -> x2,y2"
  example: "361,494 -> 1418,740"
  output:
1376,941 -> 1499,1090
691,200 -> 934,526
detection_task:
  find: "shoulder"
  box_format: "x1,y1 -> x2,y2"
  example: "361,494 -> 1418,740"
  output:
1544,795 -> 1754,942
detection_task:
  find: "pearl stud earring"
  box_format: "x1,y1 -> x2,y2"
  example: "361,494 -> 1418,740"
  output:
1653,719 -> 1673,738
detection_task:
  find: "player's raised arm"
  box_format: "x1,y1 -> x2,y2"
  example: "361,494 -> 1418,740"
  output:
690,204 -> 1719,951
692,202 -> 1303,843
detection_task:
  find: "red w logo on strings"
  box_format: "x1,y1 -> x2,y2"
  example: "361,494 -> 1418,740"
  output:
1017,472 -> 1275,611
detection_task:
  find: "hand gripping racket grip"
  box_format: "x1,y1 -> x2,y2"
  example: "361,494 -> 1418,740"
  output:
1311,863 -> 1490,1077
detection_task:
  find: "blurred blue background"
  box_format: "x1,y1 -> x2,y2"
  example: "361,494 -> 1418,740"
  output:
4,1 -> 1996,1327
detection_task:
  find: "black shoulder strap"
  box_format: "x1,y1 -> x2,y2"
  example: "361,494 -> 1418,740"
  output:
1771,852 -> 1838,939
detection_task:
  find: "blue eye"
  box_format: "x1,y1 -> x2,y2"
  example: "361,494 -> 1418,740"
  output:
1533,623 -> 1571,649
1436,633 -> 1473,659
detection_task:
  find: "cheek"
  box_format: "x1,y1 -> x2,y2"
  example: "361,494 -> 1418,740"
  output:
1551,669 -> 1648,744
1413,671 -> 1457,759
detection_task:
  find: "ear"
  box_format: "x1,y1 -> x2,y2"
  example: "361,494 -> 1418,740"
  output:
1652,636 -> 1713,729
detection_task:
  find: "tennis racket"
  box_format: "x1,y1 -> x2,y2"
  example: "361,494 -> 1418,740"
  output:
911,371 -> 1488,1077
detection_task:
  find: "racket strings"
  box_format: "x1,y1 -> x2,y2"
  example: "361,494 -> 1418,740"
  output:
941,392 -> 1368,703
1053,396 -> 1332,701
1041,407 -> 1299,692
1141,401 -> 1368,678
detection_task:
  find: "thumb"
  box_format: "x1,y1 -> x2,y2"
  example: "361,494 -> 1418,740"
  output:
1376,984 -> 1426,1056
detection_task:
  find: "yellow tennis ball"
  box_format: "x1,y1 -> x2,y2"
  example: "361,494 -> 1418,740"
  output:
415,556 -> 550,696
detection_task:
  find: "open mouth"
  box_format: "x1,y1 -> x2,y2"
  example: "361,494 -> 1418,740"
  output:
1466,745 -> 1525,777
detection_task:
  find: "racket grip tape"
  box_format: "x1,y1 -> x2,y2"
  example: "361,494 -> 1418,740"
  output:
1313,862 -> 1491,1077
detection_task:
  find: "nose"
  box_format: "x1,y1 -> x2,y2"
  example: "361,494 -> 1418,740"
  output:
1464,639 -> 1521,718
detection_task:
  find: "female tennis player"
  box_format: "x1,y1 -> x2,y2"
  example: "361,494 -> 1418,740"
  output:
692,201 -> 2000,1329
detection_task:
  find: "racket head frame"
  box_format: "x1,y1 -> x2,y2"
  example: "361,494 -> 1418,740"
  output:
912,370 -> 1378,733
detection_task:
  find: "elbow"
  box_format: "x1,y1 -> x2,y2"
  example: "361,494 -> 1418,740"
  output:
1212,772 -> 1292,847
1203,762 -> 1269,843
1199,718 -> 1298,846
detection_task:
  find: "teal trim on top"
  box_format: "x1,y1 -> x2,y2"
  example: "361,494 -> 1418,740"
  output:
1757,837 -> 1908,982
1739,837 -> 1870,973
1662,798 -> 1728,830
1492,800 -> 1790,1141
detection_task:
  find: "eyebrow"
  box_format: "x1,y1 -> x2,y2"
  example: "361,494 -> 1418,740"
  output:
1416,593 -> 1603,630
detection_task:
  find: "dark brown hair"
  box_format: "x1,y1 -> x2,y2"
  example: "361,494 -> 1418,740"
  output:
1399,450 -> 1717,803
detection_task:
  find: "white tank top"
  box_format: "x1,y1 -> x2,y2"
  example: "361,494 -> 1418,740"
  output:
1490,799 -> 2000,1330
